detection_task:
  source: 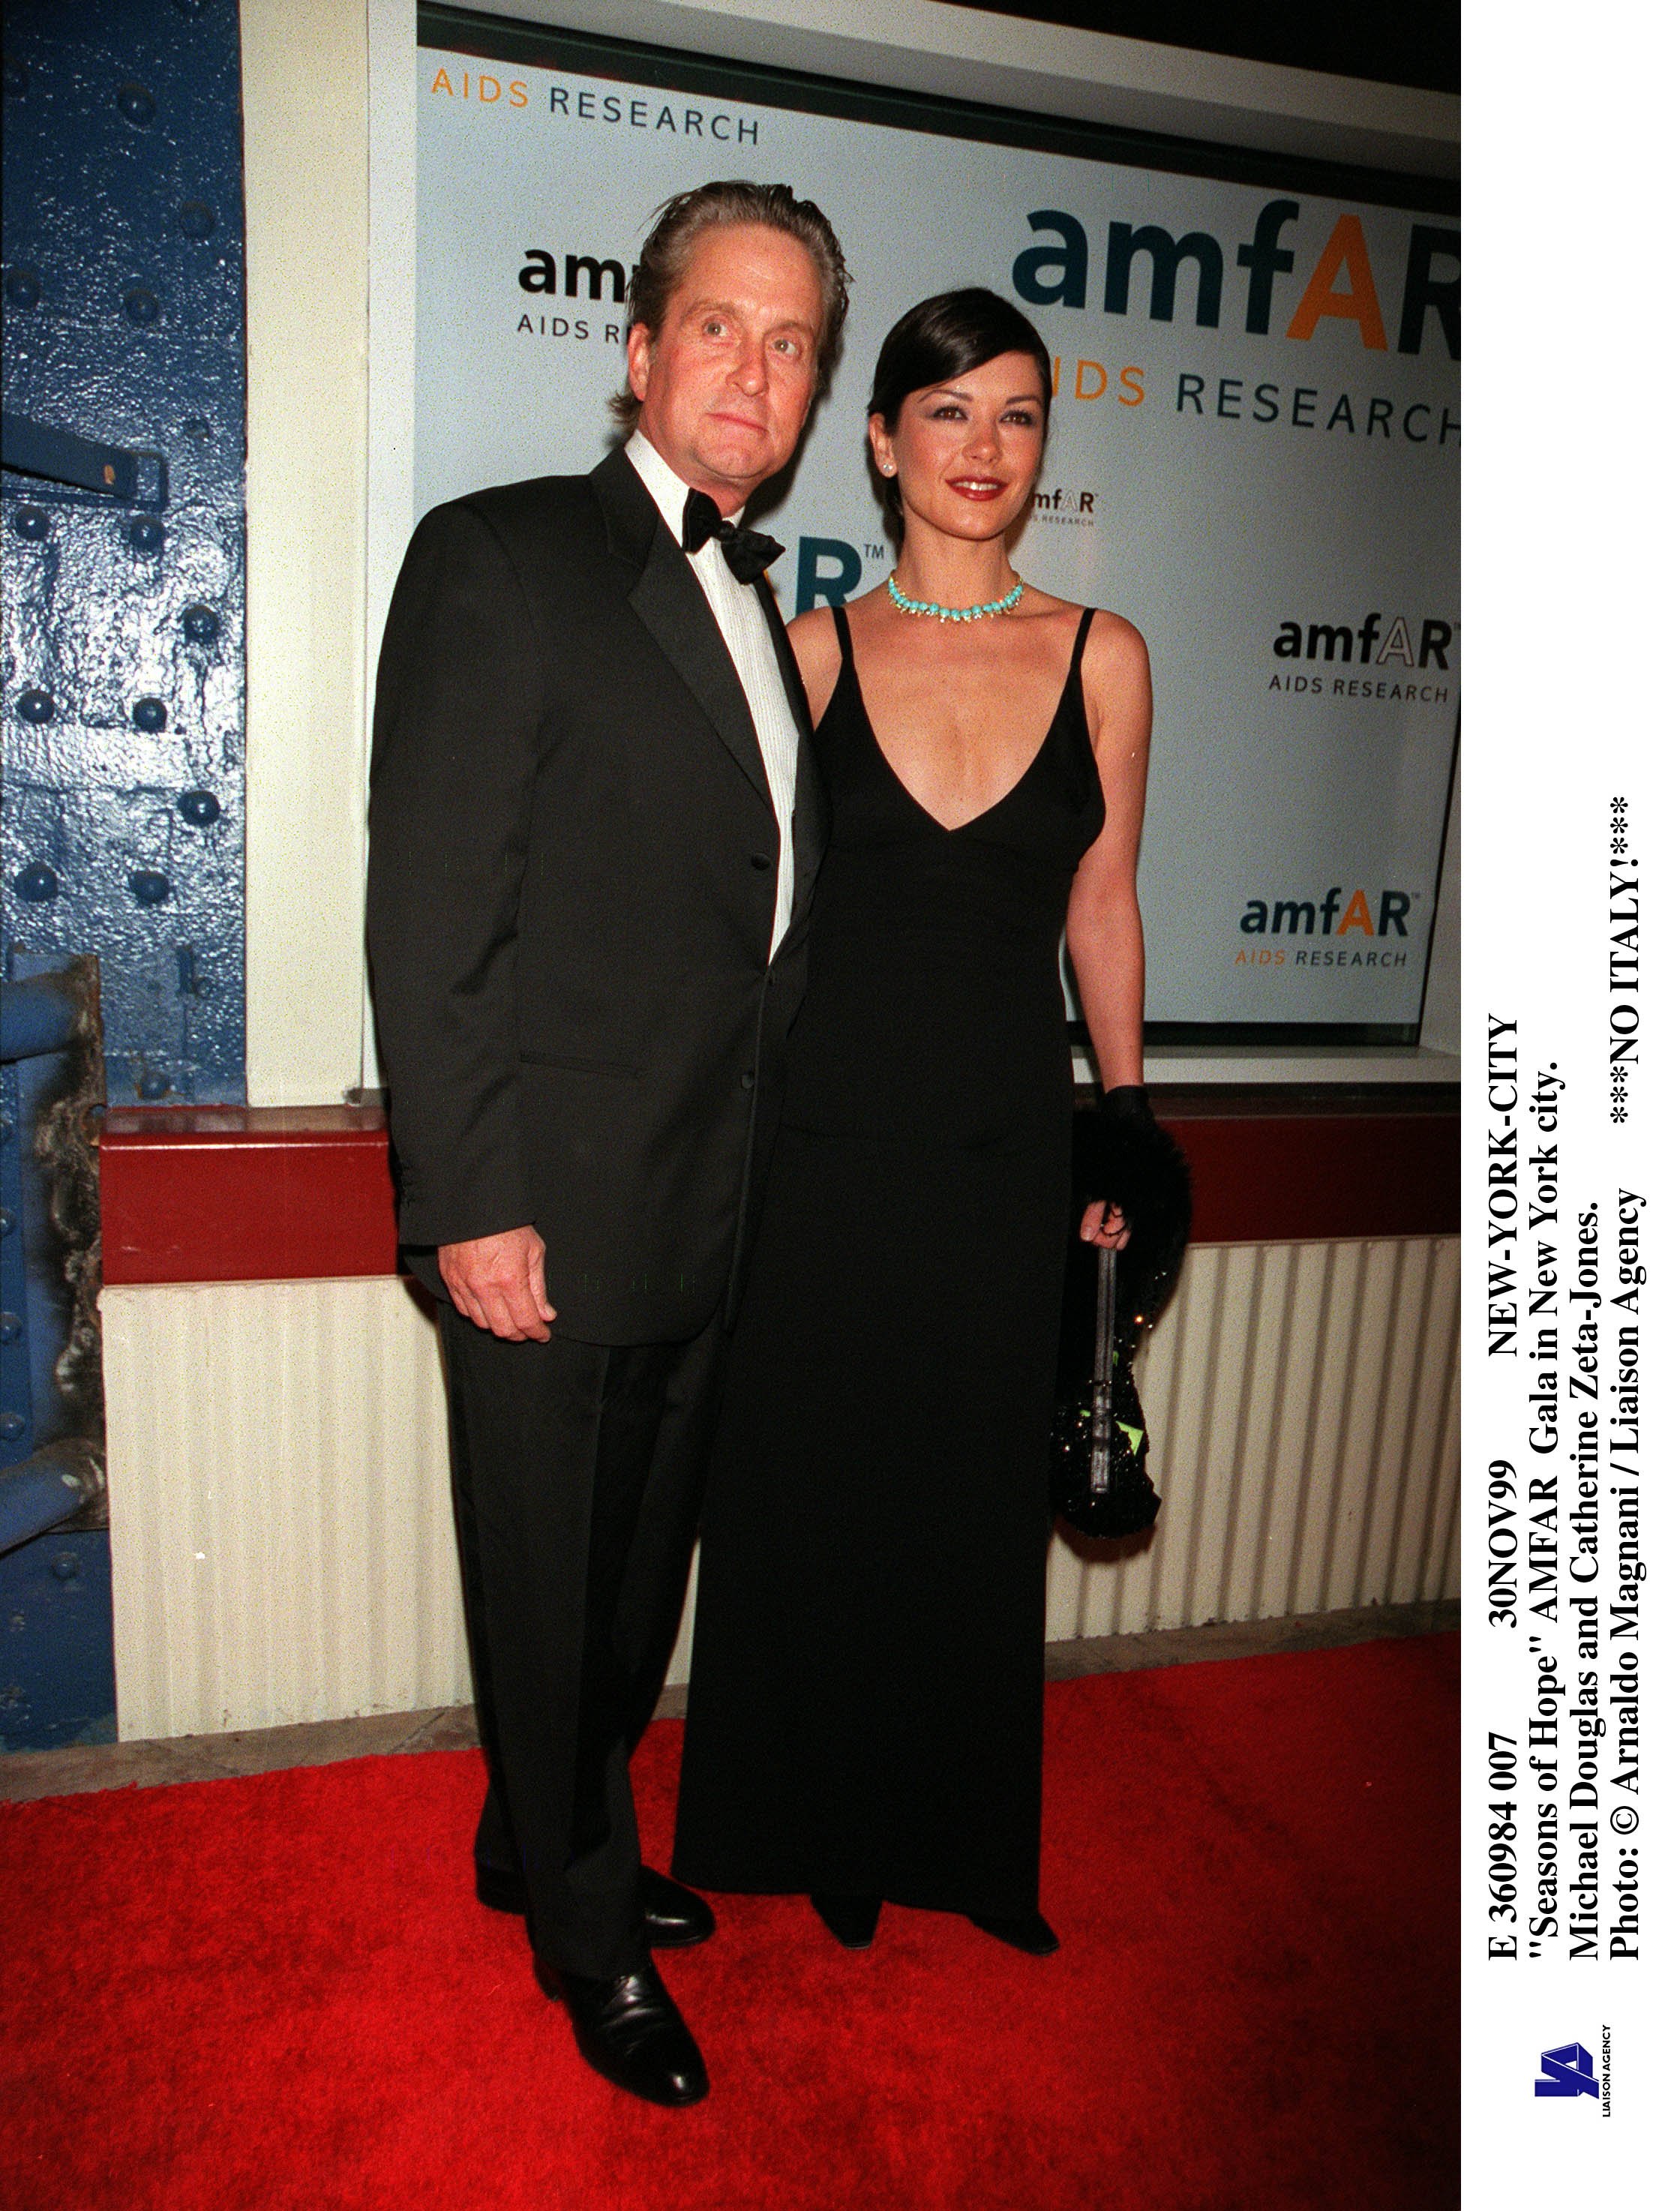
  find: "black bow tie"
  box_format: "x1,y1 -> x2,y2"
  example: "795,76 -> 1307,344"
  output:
681,490 -> 784,584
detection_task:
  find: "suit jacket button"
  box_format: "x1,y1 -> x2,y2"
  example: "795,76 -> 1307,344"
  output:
749,851 -> 772,870
740,1070 -> 755,1090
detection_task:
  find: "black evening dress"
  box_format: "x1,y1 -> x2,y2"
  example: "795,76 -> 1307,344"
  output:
673,602 -> 1105,1918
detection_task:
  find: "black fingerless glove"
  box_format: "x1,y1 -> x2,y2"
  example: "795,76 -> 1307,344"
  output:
1084,1086 -> 1192,1324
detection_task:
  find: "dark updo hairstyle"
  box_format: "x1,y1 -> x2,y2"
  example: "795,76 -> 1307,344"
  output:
868,287 -> 1053,516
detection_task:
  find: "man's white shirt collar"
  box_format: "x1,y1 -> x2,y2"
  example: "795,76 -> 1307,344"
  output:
626,430 -> 737,548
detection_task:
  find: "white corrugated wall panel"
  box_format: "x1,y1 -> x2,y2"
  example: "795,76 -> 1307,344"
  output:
100,1236 -> 1459,1740
104,1277 -> 468,1741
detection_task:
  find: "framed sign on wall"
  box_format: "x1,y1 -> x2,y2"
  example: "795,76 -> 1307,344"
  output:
385,4 -> 1460,1046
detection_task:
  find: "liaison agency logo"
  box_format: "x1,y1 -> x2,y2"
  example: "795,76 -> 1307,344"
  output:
1534,2032 -> 1611,2115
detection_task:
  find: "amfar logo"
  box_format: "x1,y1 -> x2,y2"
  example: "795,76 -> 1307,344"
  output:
1273,613 -> 1454,670
1012,200 -> 1459,359
1240,887 -> 1411,938
519,248 -> 628,303
795,536 -> 890,615
1534,2042 -> 1598,2098
1030,486 -> 1099,527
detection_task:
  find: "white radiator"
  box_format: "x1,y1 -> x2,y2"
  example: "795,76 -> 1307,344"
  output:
102,1236 -> 1460,1742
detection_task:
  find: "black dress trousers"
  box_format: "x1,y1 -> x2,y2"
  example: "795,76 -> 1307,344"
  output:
442,1303 -> 727,1978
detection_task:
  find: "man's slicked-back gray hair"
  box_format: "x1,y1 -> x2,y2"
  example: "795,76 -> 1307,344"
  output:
610,179 -> 850,432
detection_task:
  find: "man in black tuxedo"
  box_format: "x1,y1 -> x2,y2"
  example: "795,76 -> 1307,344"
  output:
366,182 -> 848,2106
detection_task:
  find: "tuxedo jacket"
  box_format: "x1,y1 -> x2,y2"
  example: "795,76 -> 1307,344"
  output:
366,445 -> 826,1343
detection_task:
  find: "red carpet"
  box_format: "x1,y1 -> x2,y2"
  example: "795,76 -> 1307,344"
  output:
2,1636 -> 1457,2211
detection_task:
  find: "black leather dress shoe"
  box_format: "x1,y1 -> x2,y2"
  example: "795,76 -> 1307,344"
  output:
811,1892 -> 882,1948
536,1955 -> 709,2107
476,1863 -> 716,1948
969,1910 -> 1060,1956
640,1866 -> 716,1948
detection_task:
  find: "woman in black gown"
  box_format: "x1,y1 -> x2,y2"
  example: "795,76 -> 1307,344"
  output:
673,290 -> 1155,1954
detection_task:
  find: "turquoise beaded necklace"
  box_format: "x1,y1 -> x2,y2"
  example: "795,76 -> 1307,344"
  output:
886,571 -> 1024,622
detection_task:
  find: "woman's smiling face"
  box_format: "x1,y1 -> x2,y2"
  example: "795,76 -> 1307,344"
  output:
869,349 -> 1048,541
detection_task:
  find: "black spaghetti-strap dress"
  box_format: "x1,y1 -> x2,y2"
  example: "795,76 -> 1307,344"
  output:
673,604 -> 1105,1918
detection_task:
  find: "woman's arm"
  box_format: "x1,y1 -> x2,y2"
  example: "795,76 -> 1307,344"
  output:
1065,614 -> 1152,1248
1065,611 -> 1153,1091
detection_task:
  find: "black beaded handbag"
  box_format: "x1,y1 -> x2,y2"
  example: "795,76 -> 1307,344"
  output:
1050,1094 -> 1191,1538
1051,1244 -> 1160,1538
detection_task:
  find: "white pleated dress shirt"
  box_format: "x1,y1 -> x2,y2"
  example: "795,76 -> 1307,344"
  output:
626,430 -> 800,956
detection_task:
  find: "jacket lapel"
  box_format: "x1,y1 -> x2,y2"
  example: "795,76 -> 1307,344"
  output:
754,574 -> 829,914
592,448 -> 771,812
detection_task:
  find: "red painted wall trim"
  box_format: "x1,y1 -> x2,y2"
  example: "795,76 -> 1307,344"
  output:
99,1093 -> 1458,1286
1165,1113 -> 1458,1244
100,1108 -> 399,1285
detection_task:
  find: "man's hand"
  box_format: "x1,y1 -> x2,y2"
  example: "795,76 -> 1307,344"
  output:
438,1226 -> 557,1341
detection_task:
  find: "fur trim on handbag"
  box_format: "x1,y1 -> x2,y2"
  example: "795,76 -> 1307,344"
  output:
1082,1087 -> 1192,1324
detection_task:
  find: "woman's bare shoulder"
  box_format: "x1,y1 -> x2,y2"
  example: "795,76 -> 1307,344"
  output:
784,605 -> 837,647
1020,590 -> 1146,668
786,603 -> 842,675
1080,606 -> 1150,681
1077,608 -> 1152,766
789,584 -> 896,667
786,600 -> 866,721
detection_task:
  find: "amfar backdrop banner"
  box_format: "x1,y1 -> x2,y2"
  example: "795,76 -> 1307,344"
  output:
412,26 -> 1460,1036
